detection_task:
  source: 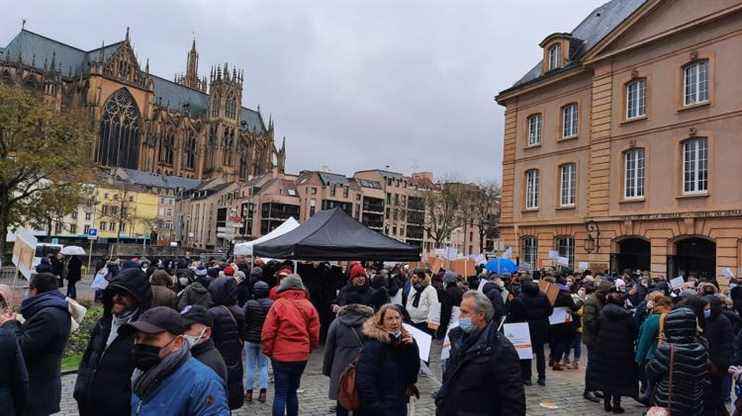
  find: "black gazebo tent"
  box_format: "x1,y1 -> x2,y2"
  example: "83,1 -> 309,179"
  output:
252,208 -> 421,261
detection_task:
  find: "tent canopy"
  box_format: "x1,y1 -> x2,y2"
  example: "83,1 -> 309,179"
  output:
253,208 -> 420,261
233,217 -> 300,256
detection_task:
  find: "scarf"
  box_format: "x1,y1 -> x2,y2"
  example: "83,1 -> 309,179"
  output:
132,342 -> 190,402
412,285 -> 424,308
106,309 -> 137,349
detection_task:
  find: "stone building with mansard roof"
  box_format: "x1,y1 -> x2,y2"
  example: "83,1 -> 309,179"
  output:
0,27 -> 286,181
496,0 -> 742,280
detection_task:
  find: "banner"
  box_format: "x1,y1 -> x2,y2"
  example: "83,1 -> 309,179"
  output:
503,322 -> 533,360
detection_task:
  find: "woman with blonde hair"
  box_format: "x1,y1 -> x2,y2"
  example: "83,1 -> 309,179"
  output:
357,304 -> 420,416
635,292 -> 672,403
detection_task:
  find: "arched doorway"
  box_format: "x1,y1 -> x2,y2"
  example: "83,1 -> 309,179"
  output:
668,237 -> 716,279
611,237 -> 650,274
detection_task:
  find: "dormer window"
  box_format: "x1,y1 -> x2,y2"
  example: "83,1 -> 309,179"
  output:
548,44 -> 562,71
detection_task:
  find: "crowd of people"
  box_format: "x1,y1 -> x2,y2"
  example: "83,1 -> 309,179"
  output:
1,252 -> 742,416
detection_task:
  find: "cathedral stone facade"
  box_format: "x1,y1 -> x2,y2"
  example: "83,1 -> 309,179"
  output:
0,28 -> 286,181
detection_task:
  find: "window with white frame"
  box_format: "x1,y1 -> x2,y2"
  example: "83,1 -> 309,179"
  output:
548,44 -> 561,71
521,236 -> 538,268
626,79 -> 646,119
527,114 -> 542,146
683,60 -> 709,106
556,236 -> 575,268
559,163 -> 576,207
562,103 -> 578,138
624,148 -> 645,199
525,169 -> 539,209
683,138 -> 708,194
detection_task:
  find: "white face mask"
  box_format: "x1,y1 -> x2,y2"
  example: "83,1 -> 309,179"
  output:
184,328 -> 207,348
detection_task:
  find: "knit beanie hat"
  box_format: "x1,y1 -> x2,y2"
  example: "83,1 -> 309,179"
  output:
350,263 -> 366,279
223,265 -> 235,276
278,274 -> 305,292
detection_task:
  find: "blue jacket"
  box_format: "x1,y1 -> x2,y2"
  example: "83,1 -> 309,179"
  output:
131,357 -> 229,416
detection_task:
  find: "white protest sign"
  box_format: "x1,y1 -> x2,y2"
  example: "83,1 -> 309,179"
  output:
578,262 -> 589,272
548,306 -> 570,325
403,323 -> 432,363
723,267 -> 735,279
477,278 -> 487,293
548,250 -> 559,259
503,322 -> 533,360
556,256 -> 569,267
670,276 -> 685,290
439,306 -> 461,361
427,302 -> 442,331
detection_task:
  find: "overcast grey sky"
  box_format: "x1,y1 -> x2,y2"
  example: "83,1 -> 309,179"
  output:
1,0 -> 608,182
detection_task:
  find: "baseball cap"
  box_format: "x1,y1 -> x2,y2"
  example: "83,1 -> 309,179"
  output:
121,306 -> 186,336
180,305 -> 213,327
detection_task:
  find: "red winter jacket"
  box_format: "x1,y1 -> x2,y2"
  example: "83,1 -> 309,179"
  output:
261,289 -> 320,362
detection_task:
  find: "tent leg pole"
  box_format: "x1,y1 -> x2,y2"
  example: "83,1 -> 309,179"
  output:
294,260 -> 297,274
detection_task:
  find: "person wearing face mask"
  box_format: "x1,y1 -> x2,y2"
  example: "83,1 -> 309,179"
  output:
508,280 -> 552,386
702,295 -> 733,416
356,304 -> 420,416
436,291 -> 525,416
181,305 -> 227,382
120,306 -> 229,415
0,273 -> 71,416
405,269 -> 439,335
73,267 -> 152,416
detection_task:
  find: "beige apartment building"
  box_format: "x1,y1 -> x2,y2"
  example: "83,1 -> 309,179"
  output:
496,0 -> 742,279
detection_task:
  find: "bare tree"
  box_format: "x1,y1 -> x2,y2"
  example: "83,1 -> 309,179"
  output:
468,181 -> 501,253
422,182 -> 468,249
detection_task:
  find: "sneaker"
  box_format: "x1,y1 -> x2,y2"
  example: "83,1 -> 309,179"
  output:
612,406 -> 625,414
244,390 -> 253,403
258,389 -> 267,403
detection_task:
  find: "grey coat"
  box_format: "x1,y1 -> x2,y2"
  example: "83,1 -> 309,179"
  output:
322,304 -> 374,400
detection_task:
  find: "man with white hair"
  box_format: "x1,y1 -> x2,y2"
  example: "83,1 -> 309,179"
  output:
435,290 -> 525,416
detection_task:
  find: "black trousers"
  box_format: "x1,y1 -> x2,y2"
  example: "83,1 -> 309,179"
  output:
520,342 -> 546,381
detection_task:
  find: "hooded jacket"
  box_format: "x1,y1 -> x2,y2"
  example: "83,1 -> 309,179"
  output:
356,316 -> 420,416
508,281 -> 553,345
589,303 -> 638,397
335,281 -> 377,308
582,283 -> 611,347
74,268 -> 152,416
322,304 -> 374,400
243,282 -> 273,344
261,289 -> 321,362
177,281 -> 213,311
207,277 -> 245,410
646,307 -> 709,416
16,289 -> 71,416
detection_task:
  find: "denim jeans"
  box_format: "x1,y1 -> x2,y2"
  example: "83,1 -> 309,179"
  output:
272,360 -> 307,416
569,333 -> 582,361
244,342 -> 269,391
67,280 -> 77,299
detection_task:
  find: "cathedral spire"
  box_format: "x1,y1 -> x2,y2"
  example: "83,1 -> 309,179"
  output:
125,27 -> 130,43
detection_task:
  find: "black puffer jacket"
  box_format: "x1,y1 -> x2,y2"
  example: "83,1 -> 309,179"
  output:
335,283 -> 376,308
646,307 -> 709,416
0,322 -> 28,416
508,282 -> 553,345
590,303 -> 638,397
243,282 -> 273,344
208,276 -> 246,410
703,296 -> 733,372
436,321 -> 525,416
74,268 -> 152,416
356,318 -> 420,416
550,288 -> 578,338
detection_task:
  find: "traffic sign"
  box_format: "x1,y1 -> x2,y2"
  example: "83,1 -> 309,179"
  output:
87,228 -> 98,240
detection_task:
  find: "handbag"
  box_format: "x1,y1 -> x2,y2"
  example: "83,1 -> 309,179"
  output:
338,327 -> 363,411
646,338 -> 674,416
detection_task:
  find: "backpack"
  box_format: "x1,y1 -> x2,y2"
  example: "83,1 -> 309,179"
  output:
337,327 -> 363,411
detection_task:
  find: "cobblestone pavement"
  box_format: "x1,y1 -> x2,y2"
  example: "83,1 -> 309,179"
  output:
56,341 -> 646,416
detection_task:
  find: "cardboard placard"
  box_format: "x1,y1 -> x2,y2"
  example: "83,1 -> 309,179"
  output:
450,258 -> 476,278
538,280 -> 560,305
548,307 -> 570,325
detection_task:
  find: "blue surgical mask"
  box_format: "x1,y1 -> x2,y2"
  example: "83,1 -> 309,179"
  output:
459,318 -> 475,333
704,309 -> 711,319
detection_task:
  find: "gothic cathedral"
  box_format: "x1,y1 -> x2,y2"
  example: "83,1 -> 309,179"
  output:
0,27 -> 287,181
